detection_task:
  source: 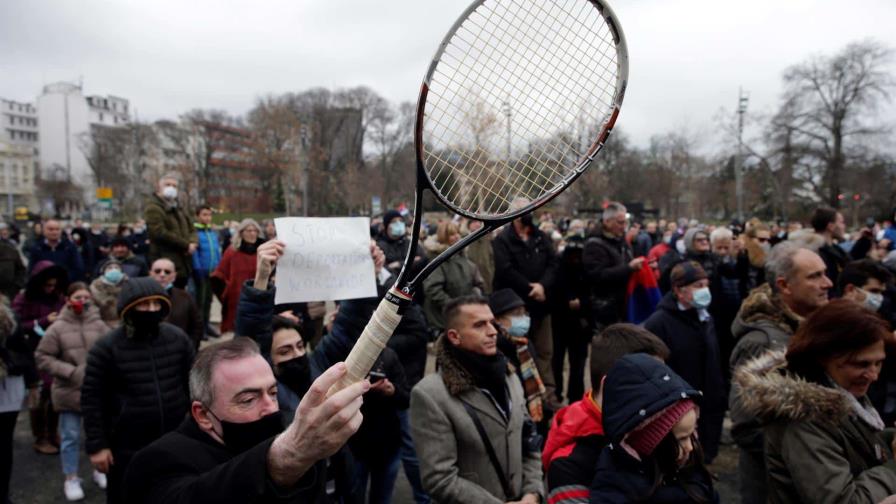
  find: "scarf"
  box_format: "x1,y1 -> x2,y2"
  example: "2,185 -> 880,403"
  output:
510,335 -> 546,422
239,240 -> 260,254
449,344 -> 509,415
828,375 -> 885,431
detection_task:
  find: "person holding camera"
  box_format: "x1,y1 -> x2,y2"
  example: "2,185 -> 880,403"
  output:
409,295 -> 544,504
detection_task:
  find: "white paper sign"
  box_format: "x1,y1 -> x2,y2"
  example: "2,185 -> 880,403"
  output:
273,217 -> 377,304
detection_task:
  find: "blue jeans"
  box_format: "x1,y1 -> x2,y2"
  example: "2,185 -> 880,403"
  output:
59,412 -> 81,477
354,453 -> 401,504
399,410 -> 431,504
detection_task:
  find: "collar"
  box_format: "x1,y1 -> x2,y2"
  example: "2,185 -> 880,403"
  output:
194,222 -> 213,230
677,301 -> 710,322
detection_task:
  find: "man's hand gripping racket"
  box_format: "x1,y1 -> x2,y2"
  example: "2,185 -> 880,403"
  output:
329,0 -> 629,395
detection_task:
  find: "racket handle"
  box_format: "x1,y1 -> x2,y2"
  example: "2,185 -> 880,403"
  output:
327,293 -> 404,397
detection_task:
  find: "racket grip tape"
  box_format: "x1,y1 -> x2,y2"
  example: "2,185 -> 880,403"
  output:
327,293 -> 405,397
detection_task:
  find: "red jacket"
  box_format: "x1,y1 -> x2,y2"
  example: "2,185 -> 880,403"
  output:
211,247 -> 257,333
543,392 -> 606,504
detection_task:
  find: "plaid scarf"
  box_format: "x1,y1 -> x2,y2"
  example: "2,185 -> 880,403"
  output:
510,335 -> 546,422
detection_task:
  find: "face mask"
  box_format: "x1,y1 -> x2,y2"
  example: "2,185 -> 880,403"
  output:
129,309 -> 165,328
162,186 -> 178,200
760,242 -> 771,254
508,315 -> 531,337
389,221 -> 406,238
861,289 -> 884,312
691,287 -> 712,309
104,269 -> 124,284
164,283 -> 173,292
70,300 -> 87,315
675,240 -> 686,255
134,226 -> 145,234
208,409 -> 283,454
276,355 -> 312,397
663,235 -> 672,245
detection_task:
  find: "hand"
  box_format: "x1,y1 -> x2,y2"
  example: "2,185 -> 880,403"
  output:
568,298 -> 581,311
47,312 -> 58,323
507,494 -> 541,504
26,387 -> 39,409
628,257 -> 646,270
188,243 -> 198,255
90,449 -> 114,474
369,378 -> 395,397
254,239 -> 286,290
386,261 -> 401,272
267,363 -> 368,488
369,241 -> 385,275
528,282 -> 546,302
277,310 -> 300,323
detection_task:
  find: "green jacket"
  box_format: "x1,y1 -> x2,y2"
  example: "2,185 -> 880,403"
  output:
422,249 -> 482,332
736,350 -> 896,504
144,194 -> 196,280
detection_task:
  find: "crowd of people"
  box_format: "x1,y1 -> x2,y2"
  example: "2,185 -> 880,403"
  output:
2,171 -> 896,503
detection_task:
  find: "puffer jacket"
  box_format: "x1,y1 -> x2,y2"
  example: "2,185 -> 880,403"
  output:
81,278 -> 195,455
590,353 -> 718,503
728,284 -> 801,452
735,351 -> 896,504
34,305 -> 110,412
543,392 -> 606,504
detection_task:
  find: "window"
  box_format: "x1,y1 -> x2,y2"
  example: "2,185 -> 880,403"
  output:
11,164 -> 18,187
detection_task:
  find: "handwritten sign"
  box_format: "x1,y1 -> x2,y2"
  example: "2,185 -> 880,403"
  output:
274,217 -> 377,304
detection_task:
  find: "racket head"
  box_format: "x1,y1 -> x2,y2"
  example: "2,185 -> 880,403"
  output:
415,0 -> 628,222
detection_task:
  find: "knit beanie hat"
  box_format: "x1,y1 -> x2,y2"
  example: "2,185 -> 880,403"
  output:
626,399 -> 696,458
670,261 -> 708,288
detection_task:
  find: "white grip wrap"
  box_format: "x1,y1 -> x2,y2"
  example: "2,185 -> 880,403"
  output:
327,294 -> 404,396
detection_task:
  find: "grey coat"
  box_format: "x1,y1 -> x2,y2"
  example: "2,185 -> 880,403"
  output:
410,337 -> 544,504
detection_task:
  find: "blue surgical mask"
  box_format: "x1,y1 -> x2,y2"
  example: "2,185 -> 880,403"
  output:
691,287 -> 712,309
103,269 -> 124,284
389,221 -> 406,238
860,289 -> 884,312
165,283 -> 173,292
508,315 -> 531,337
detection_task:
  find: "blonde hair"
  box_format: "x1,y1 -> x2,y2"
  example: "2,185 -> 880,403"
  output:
436,220 -> 460,245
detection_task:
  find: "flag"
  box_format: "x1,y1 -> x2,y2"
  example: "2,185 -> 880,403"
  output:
626,259 -> 662,324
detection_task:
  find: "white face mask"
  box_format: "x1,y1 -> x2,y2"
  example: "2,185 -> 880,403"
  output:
162,186 -> 178,200
860,289 -> 884,312
675,240 -> 686,255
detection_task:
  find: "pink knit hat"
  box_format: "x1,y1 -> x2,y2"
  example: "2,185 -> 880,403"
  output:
626,399 -> 696,458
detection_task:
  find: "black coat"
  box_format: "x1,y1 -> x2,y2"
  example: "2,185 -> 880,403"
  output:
590,353 -> 718,503
583,233 -> 633,325
818,242 -> 849,287
349,347 -> 410,466
643,293 -> 726,460
492,225 -> 558,318
82,320 -> 195,455
124,417 -> 323,504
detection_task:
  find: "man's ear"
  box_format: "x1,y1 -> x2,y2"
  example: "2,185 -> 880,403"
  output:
191,401 -> 214,431
776,276 -> 791,297
445,329 -> 461,347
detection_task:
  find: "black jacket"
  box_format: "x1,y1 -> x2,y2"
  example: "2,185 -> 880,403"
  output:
583,233 -> 633,325
492,225 -> 558,318
349,347 -> 410,466
0,240 -> 25,300
124,417 -> 322,504
818,242 -> 849,287
590,354 -> 717,503
82,280 -> 196,455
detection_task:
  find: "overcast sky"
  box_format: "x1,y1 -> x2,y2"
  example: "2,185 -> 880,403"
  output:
2,0 -> 895,149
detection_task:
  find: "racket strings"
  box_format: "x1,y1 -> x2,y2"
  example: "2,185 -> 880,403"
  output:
422,0 -> 621,217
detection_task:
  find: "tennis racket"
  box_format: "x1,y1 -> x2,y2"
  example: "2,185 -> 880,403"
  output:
331,0 -> 629,394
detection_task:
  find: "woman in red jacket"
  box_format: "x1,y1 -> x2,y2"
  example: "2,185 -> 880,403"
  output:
211,218 -> 260,334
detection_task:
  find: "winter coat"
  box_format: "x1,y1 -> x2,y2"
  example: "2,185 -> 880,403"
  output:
375,232 -> 428,279
583,232 -> 634,326
12,260 -> 67,337
211,246 -> 257,333
123,416 -> 323,504
492,224 -> 558,319
192,223 -> 222,277
735,351 -> 896,504
81,278 -> 196,456
463,222 -> 495,295
90,276 -> 125,327
96,253 -> 148,280
590,353 -> 718,504
349,347 -> 410,466
643,293 -> 726,459
409,336 -> 544,503
0,240 -> 25,300
818,242 -> 849,287
34,305 -> 110,412
543,392 -> 606,504
27,238 -> 85,283
422,239 -> 482,331
728,284 -> 801,453
144,193 -> 197,281
165,286 -> 203,350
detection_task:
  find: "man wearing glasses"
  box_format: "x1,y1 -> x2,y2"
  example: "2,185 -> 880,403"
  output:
150,258 -> 203,350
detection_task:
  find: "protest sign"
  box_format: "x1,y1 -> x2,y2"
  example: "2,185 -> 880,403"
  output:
273,217 -> 377,304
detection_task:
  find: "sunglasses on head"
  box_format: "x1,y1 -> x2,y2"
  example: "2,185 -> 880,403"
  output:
152,269 -> 173,274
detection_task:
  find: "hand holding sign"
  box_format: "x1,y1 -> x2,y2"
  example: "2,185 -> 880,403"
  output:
273,218 -> 378,305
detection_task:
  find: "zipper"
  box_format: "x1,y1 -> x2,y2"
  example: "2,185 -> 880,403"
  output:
147,341 -> 165,435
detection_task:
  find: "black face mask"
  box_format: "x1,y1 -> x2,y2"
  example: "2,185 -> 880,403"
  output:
276,355 -> 312,397
128,310 -> 165,329
209,409 -> 284,454
239,240 -> 260,254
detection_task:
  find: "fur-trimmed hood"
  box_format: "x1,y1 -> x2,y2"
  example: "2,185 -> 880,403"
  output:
732,284 -> 801,341
435,335 -> 512,397
734,350 -> 851,425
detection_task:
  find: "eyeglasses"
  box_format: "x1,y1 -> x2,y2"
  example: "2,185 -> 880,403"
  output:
152,269 -> 173,274
756,237 -> 770,243
694,237 -> 709,243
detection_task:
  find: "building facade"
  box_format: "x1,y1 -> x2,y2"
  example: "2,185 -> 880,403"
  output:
0,140 -> 37,215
